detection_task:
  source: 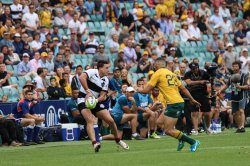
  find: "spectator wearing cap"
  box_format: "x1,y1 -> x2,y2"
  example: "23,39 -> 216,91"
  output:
39,0 -> 51,28
110,67 -> 122,94
52,37 -> 60,56
207,32 -> 221,52
179,22 -> 196,42
13,33 -> 24,56
84,32 -> 99,54
222,43 -> 238,72
38,52 -> 50,69
92,44 -> 110,65
136,51 -> 151,73
22,4 -> 39,36
33,67 -> 47,93
214,16 -> 232,34
30,33 -> 42,52
17,53 -> 32,76
188,21 -> 201,41
0,6 -> 12,26
0,18 -> 15,39
103,0 -> 118,22
68,13 -> 80,34
234,23 -> 247,46
61,36 -> 70,48
240,48 -> 250,74
118,8 -> 135,32
123,39 -> 137,68
106,22 -> 121,42
29,52 -> 41,72
0,32 -> 14,49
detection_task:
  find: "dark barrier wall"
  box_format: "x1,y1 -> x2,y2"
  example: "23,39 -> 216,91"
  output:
0,100 -> 68,127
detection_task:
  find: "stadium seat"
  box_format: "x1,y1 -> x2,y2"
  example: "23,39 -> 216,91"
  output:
9,88 -> 19,102
1,0 -> 13,5
6,65 -> 13,71
96,14 -> 103,21
8,77 -> 18,85
12,65 -> 18,76
2,87 -> 11,95
129,66 -> 137,73
90,15 -> 97,21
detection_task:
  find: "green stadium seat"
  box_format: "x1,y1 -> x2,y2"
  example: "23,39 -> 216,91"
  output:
90,15 -> 97,21
6,65 -> 13,71
1,0 -> 13,5
24,75 -> 32,81
2,87 -> 11,95
96,14 -> 103,21
129,66 -> 137,73
8,77 -> 18,85
9,88 -> 19,102
13,65 -> 18,76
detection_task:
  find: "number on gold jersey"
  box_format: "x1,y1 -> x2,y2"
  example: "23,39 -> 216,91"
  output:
166,74 -> 177,86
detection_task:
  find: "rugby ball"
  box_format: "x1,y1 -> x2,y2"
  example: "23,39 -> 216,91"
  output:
85,96 -> 98,109
231,73 -> 241,83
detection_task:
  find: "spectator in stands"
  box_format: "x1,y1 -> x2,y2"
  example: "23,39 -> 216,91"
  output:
0,94 -> 8,103
188,20 -> 202,41
0,32 -> 14,49
17,53 -> 32,76
0,6 -> 12,25
68,13 -> 80,34
222,43 -> 239,73
38,41 -> 48,54
197,15 -> 210,34
47,77 -> 66,100
75,0 -> 88,17
234,23 -> 247,46
51,26 -> 61,43
29,52 -> 41,72
7,47 -> 20,65
214,16 -> 233,34
71,65 -> 83,89
155,0 -> 167,18
155,38 -> 165,57
46,51 -> 55,75
92,44 -> 110,65
121,68 -> 132,86
33,67 -> 47,92
62,72 -> 72,96
157,14 -> 167,35
85,0 -> 95,14
136,51 -> 151,73
132,2 -> 143,22
123,39 -> 137,69
38,52 -> 50,70
13,33 -> 23,57
179,22 -> 197,42
39,0 -> 51,28
79,16 -> 87,35
54,53 -> 64,70
30,33 -> 42,52
240,48 -> 250,74
69,32 -> 81,54
207,32 -> 221,52
118,8 -> 135,32
110,67 -> 122,95
0,63 -> 10,88
2,45 -> 11,65
209,8 -> 223,27
219,1 -> 231,18
108,34 -> 119,54
53,10 -> 67,29
197,2 -> 211,18
22,4 -> 40,36
10,0 -> 23,22
0,18 -> 15,39
84,32 -> 99,54
64,7 -> 74,25
0,53 -> 3,64
107,22 -> 121,42
103,0 -> 118,22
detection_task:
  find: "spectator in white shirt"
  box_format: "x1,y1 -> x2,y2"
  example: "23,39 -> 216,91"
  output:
108,34 -> 119,53
240,48 -> 250,74
10,0 -> 23,21
188,21 -> 201,41
29,52 -> 41,72
179,22 -> 196,42
219,2 -> 231,18
33,67 -> 47,92
22,4 -> 39,36
106,22 -> 122,42
214,16 -> 233,34
30,33 -> 42,52
197,2 -> 211,18
209,9 -> 223,26
79,16 -> 87,35
68,13 -> 80,34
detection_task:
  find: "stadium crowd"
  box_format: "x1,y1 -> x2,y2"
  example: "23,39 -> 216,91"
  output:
0,0 -> 250,149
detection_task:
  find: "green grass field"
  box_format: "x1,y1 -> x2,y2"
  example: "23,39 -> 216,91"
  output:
1,129 -> 250,166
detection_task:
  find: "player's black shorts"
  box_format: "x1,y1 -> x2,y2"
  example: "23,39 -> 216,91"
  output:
188,94 -> 211,112
78,100 -> 106,116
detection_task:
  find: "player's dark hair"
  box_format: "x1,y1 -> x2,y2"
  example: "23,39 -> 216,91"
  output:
37,67 -> 44,75
232,61 -> 241,69
155,57 -> 166,66
97,60 -> 109,69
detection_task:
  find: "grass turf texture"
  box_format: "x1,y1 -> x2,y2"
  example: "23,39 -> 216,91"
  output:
1,129 -> 250,166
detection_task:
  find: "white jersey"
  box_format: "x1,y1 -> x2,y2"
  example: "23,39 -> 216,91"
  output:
80,69 -> 109,98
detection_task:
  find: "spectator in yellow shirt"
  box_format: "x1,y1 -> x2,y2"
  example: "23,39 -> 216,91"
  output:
156,0 -> 168,18
164,0 -> 176,16
39,0 -> 52,28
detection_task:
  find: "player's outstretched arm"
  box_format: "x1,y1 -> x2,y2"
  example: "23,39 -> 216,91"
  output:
137,84 -> 154,94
